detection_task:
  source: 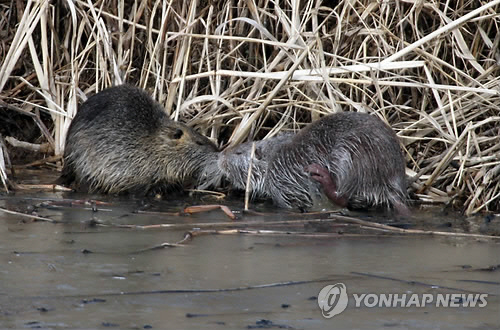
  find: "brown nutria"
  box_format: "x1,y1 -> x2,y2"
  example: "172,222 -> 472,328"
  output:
59,85 -> 218,194
217,112 -> 408,214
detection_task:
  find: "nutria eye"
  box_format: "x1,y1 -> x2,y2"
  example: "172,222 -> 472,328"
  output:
173,129 -> 183,139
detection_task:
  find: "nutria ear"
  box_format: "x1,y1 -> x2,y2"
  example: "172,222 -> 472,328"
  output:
254,148 -> 262,160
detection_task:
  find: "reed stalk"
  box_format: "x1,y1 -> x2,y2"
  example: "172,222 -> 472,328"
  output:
0,0 -> 498,214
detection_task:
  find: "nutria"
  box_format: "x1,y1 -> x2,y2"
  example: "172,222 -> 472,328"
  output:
217,112 -> 408,214
59,85 -> 218,194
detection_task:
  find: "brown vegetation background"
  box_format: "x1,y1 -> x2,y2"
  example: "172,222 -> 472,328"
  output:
0,0 -> 499,214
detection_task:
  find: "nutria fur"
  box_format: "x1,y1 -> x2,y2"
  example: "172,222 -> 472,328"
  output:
216,132 -> 294,194
60,85 -> 218,194
217,112 -> 408,213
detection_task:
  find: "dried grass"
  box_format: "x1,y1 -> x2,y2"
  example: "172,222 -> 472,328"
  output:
0,0 -> 499,214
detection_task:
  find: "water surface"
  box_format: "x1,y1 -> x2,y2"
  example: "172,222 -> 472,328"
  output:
0,178 -> 499,329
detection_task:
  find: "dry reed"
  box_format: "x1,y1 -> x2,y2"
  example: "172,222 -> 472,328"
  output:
0,0 -> 499,214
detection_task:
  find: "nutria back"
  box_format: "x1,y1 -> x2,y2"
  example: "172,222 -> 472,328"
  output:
60,85 -> 218,194
217,112 -> 408,211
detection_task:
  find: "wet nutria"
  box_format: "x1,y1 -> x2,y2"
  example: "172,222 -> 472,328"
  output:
59,85 -> 218,194
217,112 -> 408,214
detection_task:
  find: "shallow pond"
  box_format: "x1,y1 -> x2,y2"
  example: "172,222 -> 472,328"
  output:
0,172 -> 499,329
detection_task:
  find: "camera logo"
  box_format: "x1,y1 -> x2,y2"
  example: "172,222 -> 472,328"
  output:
317,283 -> 348,318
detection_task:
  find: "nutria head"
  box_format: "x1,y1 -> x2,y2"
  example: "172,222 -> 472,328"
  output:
218,141 -> 268,195
151,120 -> 219,185
216,133 -> 294,196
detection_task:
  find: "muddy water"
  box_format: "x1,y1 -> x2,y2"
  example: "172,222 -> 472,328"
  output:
1,188 -> 499,329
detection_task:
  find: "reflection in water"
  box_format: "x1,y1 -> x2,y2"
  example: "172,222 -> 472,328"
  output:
0,192 -> 499,329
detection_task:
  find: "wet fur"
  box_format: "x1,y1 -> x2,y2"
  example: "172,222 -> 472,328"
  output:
217,133 -> 294,197
60,85 -> 219,194
217,112 -> 408,211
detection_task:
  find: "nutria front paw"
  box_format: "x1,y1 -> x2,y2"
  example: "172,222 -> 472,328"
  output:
306,164 -> 333,186
306,163 -> 348,207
